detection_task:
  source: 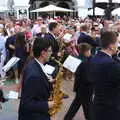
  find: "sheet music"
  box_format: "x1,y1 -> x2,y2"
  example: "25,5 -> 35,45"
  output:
63,55 -> 82,73
8,91 -> 19,99
63,33 -> 73,43
44,64 -> 55,75
2,57 -> 20,72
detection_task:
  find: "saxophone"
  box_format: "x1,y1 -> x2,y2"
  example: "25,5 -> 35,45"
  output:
48,37 -> 68,116
49,58 -> 64,116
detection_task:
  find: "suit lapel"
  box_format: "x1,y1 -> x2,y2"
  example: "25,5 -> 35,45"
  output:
33,60 -> 50,93
48,32 -> 56,40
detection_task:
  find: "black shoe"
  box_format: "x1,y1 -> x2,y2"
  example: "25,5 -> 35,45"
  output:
1,98 -> 9,103
62,94 -> 69,99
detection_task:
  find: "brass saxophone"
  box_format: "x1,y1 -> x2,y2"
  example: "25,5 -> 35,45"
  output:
48,37 -> 68,116
49,58 -> 64,116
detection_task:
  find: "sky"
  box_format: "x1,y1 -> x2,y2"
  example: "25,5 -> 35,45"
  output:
0,0 -> 29,6
14,0 -> 29,6
0,0 -> 85,7
0,0 -> 120,7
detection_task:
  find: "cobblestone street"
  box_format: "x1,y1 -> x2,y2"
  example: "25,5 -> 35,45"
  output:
0,79 -> 85,120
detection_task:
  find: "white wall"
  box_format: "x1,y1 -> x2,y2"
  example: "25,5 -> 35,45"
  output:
14,0 -> 29,6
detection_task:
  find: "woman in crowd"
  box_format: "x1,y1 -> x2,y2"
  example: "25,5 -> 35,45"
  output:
0,30 -> 6,79
15,32 -> 27,83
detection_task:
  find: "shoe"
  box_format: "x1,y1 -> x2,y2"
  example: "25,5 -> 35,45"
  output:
1,98 -> 9,103
62,93 -> 69,99
59,91 -> 69,99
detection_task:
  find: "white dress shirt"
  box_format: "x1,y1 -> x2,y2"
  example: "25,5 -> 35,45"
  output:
35,58 -> 54,82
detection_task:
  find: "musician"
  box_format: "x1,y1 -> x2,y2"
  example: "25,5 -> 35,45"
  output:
45,22 -> 60,79
46,22 -> 59,59
91,31 -> 120,120
45,22 -> 69,99
77,24 -> 98,54
64,43 -> 93,120
18,37 -> 54,120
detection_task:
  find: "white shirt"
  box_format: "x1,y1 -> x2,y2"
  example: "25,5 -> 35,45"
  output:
34,58 -> 54,82
34,58 -> 46,74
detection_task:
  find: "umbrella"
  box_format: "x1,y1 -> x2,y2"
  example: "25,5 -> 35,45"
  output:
30,4 -> 73,13
88,7 -> 104,16
112,8 -> 120,15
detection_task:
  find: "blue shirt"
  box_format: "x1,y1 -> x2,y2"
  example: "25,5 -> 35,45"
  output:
0,36 -> 6,58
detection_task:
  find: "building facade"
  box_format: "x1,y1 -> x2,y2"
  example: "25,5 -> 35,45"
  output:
13,5 -> 30,19
29,0 -> 82,19
0,0 -> 30,19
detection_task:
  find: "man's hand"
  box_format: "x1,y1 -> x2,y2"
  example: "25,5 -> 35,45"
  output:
48,76 -> 55,83
57,52 -> 62,57
9,44 -> 15,50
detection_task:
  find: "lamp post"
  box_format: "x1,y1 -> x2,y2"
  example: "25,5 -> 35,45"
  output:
93,0 -> 96,19
7,0 -> 15,16
105,0 -> 112,20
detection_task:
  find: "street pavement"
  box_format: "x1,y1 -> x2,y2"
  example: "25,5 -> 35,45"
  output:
0,79 -> 85,120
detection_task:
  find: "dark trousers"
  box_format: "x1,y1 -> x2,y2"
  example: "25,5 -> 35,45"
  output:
93,103 -> 120,120
0,89 -> 5,102
64,87 -> 93,120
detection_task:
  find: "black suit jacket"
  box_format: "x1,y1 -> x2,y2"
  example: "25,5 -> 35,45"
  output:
74,56 -> 93,93
91,51 -> 120,120
18,60 -> 51,120
77,32 -> 97,47
46,32 -> 59,58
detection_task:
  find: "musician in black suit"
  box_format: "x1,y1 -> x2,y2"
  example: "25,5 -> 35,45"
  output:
64,43 -> 93,120
18,37 -> 54,120
46,22 -> 59,58
45,22 -> 60,78
77,24 -> 98,54
91,31 -> 120,120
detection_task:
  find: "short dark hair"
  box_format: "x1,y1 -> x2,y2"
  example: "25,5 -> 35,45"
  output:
33,37 -> 50,58
49,22 -> 58,31
100,31 -> 119,49
78,43 -> 92,54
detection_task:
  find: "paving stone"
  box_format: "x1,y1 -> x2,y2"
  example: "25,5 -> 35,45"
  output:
0,79 -> 85,120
